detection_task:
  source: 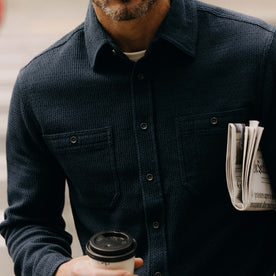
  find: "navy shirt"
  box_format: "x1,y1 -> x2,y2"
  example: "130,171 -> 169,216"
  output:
1,0 -> 276,275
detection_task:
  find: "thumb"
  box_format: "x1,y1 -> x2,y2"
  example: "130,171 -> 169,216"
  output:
134,258 -> 143,269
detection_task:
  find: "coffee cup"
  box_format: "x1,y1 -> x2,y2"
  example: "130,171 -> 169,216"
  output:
85,231 -> 137,273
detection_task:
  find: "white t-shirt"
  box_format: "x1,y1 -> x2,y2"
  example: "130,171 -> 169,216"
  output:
124,50 -> 146,62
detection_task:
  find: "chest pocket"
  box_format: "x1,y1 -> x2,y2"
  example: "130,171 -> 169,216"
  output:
176,108 -> 249,195
43,127 -> 120,208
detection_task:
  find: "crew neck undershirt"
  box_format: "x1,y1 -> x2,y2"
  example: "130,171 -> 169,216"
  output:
124,50 -> 146,62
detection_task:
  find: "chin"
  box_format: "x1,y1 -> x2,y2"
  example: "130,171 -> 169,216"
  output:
93,0 -> 157,21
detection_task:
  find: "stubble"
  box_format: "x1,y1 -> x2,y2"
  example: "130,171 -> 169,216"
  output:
92,0 -> 157,21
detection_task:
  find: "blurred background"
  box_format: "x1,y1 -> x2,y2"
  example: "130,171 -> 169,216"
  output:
0,0 -> 275,275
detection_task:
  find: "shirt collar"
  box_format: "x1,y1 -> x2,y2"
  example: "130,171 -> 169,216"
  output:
84,2 -> 114,70
155,0 -> 198,56
84,0 -> 198,69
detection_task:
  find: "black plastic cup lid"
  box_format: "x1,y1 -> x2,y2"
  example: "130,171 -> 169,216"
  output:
85,231 -> 137,263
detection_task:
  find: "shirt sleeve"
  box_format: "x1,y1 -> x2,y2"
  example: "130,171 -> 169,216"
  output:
0,70 -> 72,276
261,30 -> 276,194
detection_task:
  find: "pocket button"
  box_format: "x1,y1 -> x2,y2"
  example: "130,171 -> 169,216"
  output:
210,117 -> 218,125
70,136 -> 78,144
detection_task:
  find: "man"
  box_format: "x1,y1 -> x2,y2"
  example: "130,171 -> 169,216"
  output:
1,0 -> 276,275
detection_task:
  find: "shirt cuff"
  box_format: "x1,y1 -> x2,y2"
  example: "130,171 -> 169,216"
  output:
38,254 -> 72,276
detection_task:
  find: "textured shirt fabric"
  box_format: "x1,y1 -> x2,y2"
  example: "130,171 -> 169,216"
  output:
1,0 -> 276,275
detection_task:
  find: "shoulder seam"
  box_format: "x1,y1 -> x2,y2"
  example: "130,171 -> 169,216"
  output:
22,23 -> 85,70
197,6 -> 276,34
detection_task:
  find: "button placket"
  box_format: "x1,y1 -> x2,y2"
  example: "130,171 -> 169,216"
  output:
131,62 -> 168,275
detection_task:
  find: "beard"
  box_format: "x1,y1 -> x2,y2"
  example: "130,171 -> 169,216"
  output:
92,0 -> 157,21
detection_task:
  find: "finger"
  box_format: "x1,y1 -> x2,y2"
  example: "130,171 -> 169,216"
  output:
134,258 -> 143,269
94,268 -> 133,276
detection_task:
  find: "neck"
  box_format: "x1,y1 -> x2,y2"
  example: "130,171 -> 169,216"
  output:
93,0 -> 170,52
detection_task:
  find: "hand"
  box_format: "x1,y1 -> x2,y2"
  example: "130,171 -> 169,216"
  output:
55,255 -> 143,276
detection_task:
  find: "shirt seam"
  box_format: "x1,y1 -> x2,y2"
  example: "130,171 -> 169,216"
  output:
22,23 -> 85,70
197,6 -> 276,34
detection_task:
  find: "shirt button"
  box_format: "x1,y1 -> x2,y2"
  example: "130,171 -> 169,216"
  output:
153,221 -> 160,229
112,49 -> 117,55
140,122 -> 148,130
137,73 -> 145,80
146,173 -> 154,181
70,136 -> 78,144
155,272 -> 162,276
210,116 -> 218,125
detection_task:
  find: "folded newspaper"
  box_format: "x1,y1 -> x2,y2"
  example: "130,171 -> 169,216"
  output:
226,120 -> 276,211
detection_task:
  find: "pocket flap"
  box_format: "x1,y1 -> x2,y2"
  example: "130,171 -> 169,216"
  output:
43,127 -> 112,153
176,107 -> 249,135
